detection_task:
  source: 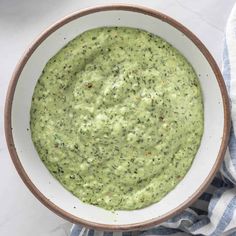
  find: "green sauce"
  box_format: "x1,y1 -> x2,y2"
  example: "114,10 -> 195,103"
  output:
30,27 -> 204,210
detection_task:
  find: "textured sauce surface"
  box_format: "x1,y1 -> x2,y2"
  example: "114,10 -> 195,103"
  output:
30,27 -> 204,210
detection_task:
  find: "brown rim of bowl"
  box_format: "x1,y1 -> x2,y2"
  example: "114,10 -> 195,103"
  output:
4,4 -> 230,232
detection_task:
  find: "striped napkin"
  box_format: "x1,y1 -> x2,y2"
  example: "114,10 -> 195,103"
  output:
71,5 -> 236,236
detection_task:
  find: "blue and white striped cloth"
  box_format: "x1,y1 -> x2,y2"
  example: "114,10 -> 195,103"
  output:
71,5 -> 236,236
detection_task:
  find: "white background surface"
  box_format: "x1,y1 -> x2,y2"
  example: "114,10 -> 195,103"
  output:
0,1 -> 235,235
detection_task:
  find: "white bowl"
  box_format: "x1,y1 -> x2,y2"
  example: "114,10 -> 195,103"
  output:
5,5 -> 230,231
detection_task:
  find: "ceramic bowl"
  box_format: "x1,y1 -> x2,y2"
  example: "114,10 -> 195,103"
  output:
5,4 -> 230,231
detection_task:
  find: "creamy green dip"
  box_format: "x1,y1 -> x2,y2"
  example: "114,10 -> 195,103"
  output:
30,27 -> 204,210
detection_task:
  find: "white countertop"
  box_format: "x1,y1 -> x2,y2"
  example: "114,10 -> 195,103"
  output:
0,1 -> 235,235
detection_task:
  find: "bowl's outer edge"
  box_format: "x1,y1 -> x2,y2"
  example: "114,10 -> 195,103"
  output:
4,4 -> 231,231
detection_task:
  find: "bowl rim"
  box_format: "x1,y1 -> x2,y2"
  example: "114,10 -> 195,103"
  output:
4,4 -> 231,231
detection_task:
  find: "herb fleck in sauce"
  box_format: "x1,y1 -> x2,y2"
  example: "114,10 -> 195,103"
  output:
30,27 -> 204,210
